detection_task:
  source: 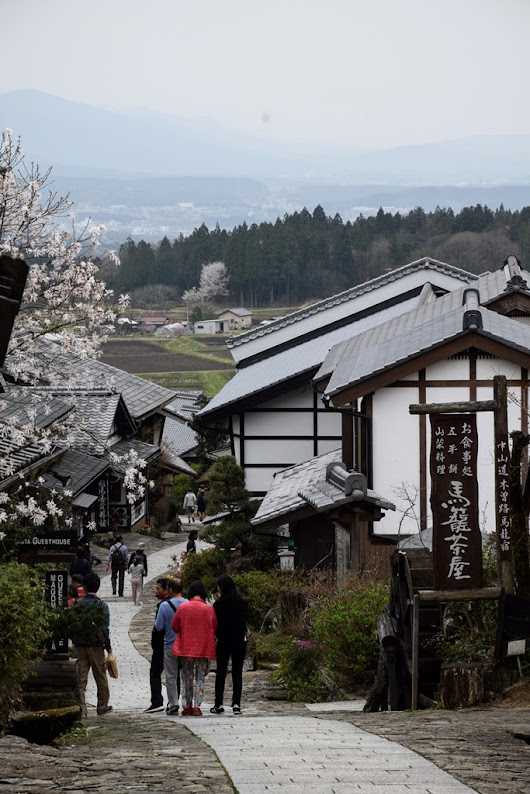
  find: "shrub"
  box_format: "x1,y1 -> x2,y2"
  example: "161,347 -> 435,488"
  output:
273,638 -> 329,702
232,570 -> 280,631
310,581 -> 389,690
0,563 -> 49,722
179,547 -> 225,593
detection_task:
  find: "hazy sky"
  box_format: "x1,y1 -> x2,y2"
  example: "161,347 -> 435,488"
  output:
2,0 -> 530,149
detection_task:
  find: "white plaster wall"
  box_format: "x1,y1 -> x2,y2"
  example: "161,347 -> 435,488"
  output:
476,358 -> 523,380
317,410 -> 342,436
317,439 -> 342,456
244,438 -> 314,465
260,387 -> 314,409
244,410 -> 313,436
426,358 -> 469,379
232,416 -> 240,434
372,386 -> 420,536
245,467 -> 281,494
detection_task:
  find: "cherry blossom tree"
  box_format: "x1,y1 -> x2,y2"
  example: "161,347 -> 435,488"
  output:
0,129 -> 149,535
182,261 -> 229,312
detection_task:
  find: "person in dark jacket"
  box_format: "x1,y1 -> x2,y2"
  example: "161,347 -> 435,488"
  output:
145,578 -> 170,712
210,574 -> 248,715
71,572 -> 112,717
128,542 -> 148,576
196,486 -> 207,521
70,546 -> 92,577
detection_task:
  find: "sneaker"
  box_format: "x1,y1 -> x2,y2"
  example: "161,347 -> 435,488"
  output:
144,704 -> 165,713
192,707 -> 202,716
181,706 -> 194,716
98,705 -> 113,715
210,705 -> 225,714
232,705 -> 241,714
166,705 -> 179,716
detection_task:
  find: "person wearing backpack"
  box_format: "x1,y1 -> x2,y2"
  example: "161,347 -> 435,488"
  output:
106,534 -> 128,597
154,577 -> 188,715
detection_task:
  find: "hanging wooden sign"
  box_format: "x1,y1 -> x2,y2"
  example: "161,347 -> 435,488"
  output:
430,414 -> 483,590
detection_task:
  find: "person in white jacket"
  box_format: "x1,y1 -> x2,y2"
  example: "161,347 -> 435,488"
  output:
183,490 -> 197,523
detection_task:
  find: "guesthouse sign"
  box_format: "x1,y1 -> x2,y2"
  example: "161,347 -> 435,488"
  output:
430,414 -> 483,589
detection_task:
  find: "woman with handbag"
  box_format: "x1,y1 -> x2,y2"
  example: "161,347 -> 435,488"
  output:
210,574 -> 248,715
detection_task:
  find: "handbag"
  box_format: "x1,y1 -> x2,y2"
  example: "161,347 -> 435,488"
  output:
105,651 -> 119,679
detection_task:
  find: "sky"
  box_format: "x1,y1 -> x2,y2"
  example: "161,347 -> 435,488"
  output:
2,0 -> 530,150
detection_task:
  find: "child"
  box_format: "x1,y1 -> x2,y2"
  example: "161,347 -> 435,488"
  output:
128,554 -> 145,605
67,574 -> 86,607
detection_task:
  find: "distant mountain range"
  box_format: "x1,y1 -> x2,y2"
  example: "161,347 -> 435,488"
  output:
2,89 -> 530,245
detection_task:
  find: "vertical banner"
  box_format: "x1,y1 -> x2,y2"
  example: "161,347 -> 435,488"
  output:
98,477 -> 109,530
495,435 -> 512,559
430,414 -> 483,590
46,570 -> 69,655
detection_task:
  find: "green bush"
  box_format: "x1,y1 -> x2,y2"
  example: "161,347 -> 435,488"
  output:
0,563 -> 49,721
233,570 -> 280,631
273,637 -> 329,702
179,548 -> 225,593
311,581 -> 389,690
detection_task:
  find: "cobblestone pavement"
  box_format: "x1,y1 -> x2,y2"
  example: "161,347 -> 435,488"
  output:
1,527 -> 529,793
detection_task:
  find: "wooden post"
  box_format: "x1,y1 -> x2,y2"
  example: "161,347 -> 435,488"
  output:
493,376 -> 515,594
411,594 -> 420,710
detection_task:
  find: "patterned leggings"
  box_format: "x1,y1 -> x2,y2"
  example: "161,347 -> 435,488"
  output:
180,656 -> 211,707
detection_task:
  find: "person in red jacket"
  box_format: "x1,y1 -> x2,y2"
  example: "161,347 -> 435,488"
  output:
171,580 -> 217,716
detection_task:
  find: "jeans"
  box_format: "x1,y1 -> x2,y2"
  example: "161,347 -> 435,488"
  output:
215,640 -> 247,708
111,564 -> 125,596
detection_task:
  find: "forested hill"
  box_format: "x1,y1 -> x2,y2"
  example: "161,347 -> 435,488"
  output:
113,204 -> 530,307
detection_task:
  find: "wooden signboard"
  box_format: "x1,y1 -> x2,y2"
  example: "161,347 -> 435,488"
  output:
45,570 -> 69,655
430,414 -> 483,590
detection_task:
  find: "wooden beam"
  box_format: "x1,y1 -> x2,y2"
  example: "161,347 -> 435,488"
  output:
418,587 -> 500,602
411,594 -> 420,710
409,400 -> 497,415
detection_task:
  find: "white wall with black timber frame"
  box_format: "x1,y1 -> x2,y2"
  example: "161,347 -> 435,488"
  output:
370,353 -> 528,537
232,384 -> 342,495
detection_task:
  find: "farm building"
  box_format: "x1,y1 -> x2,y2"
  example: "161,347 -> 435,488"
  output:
194,319 -> 228,334
216,307 -> 253,330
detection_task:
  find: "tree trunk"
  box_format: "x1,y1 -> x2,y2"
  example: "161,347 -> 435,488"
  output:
440,663 -> 484,708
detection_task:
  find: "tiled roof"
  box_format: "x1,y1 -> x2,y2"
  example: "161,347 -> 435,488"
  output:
251,450 -> 394,527
0,387 -> 71,429
7,338 -> 177,422
42,450 -> 109,495
228,258 -> 475,350
0,435 -> 63,483
322,269 -> 530,400
107,438 -> 161,472
218,307 -> 252,317
162,416 -> 198,457
198,294 -> 423,419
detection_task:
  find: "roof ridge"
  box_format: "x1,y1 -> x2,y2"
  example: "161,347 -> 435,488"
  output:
227,257 -> 476,349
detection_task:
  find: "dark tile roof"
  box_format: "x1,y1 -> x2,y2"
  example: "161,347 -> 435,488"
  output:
43,450 -> 109,495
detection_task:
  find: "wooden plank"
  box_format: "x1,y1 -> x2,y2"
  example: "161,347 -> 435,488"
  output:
409,400 -> 497,415
418,587 -> 500,602
411,594 -> 420,710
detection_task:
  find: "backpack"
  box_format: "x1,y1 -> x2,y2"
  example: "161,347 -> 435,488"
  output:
111,542 -> 125,567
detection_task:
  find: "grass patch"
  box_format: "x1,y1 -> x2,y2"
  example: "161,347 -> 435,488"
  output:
141,370 -> 234,396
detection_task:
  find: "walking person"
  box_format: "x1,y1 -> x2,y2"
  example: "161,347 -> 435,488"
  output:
171,580 -> 217,716
106,534 -> 128,596
128,554 -> 145,605
183,489 -> 197,523
70,546 -> 91,577
210,575 -> 248,715
70,572 -> 112,717
145,578 -> 170,712
186,529 -> 198,554
128,542 -> 148,576
196,485 -> 207,521
154,578 -> 187,715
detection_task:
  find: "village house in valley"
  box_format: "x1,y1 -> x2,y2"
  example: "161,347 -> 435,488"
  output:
199,255 -> 530,571
216,307 -> 253,330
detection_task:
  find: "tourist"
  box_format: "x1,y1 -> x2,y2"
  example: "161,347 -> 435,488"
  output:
196,485 -> 207,521
128,542 -> 148,575
183,489 -> 197,523
145,578 -> 170,712
70,546 -> 91,577
71,572 -> 112,717
154,577 -> 187,715
106,534 -> 128,596
171,580 -> 217,716
210,575 -> 248,715
128,554 -> 145,605
186,529 -> 198,554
